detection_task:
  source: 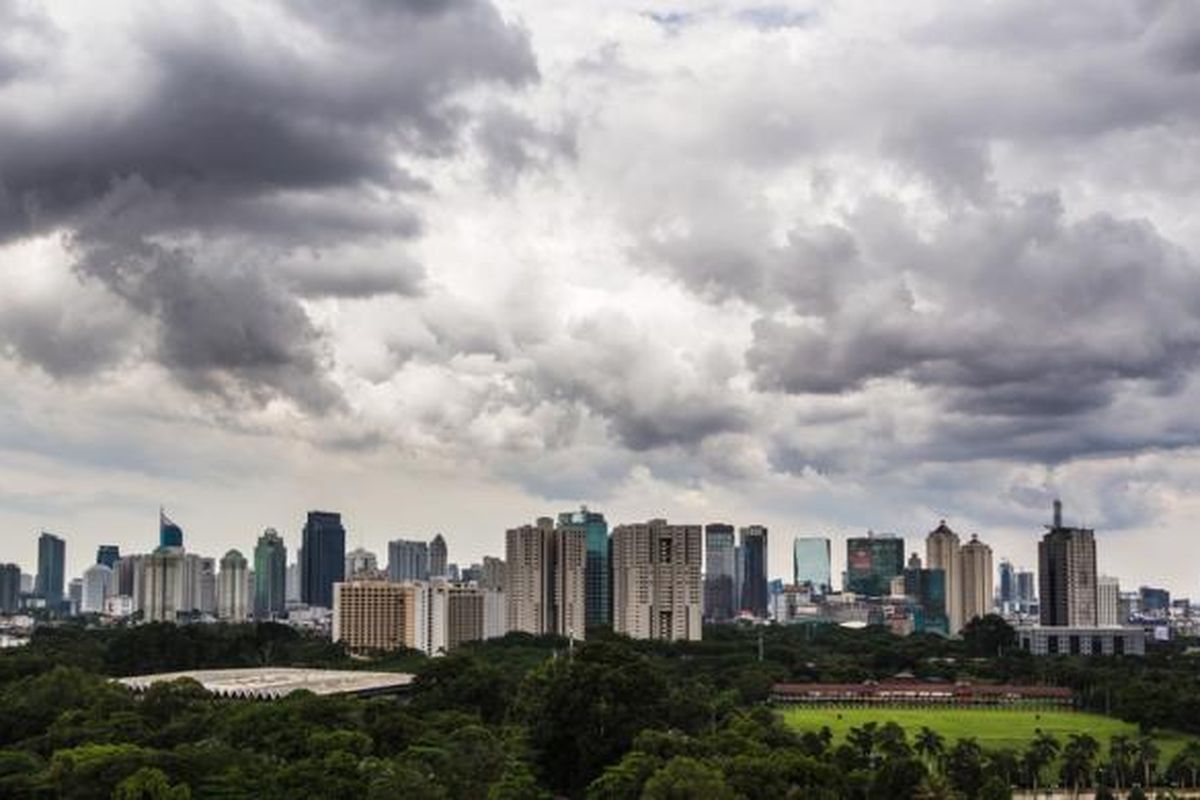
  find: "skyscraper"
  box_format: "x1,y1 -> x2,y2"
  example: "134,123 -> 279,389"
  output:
143,547 -> 186,623
505,517 -> 586,638
159,508 -> 184,549
558,506 -> 610,629
998,559 -> 1015,612
845,532 -> 905,597
81,564 -> 112,614
1016,569 -> 1037,615
218,550 -> 249,622
36,531 -> 66,604
333,580 -> 417,654
1098,575 -> 1120,626
301,511 -> 346,609
345,547 -> 378,579
738,525 -> 769,618
388,539 -> 430,582
481,556 -> 506,590
793,537 -> 832,594
254,528 -> 288,619
1038,500 -> 1098,627
960,534 -> 994,626
611,519 -> 703,641
96,545 -> 121,570
703,523 -> 736,622
926,521 -> 962,633
429,534 -> 448,578
0,563 -> 19,613
903,557 -> 948,635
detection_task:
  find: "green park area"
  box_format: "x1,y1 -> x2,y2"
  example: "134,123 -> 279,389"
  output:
782,706 -> 1197,761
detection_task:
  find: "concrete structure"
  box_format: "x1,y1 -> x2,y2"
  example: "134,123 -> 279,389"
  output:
482,588 -> 506,639
793,537 -> 832,595
0,563 -> 20,614
143,547 -> 186,622
301,511 -> 346,609
703,523 -> 736,623
387,539 -> 430,582
926,521 -> 962,633
333,580 -> 415,654
437,583 -> 484,653
960,534 -> 994,627
481,556 -> 505,590
344,547 -> 378,579
81,563 -> 113,614
846,532 -> 905,598
254,528 -> 288,620
36,531 -> 66,605
1098,575 -> 1120,627
104,594 -> 134,618
903,558 -> 948,635
1017,625 -> 1145,656
505,517 -> 586,639
218,550 -> 249,622
118,667 -> 415,699
611,519 -> 703,641
96,545 -> 121,570
739,525 -> 769,617
429,534 -> 448,578
1039,500 -> 1097,627
160,509 -> 184,548
558,506 -> 609,628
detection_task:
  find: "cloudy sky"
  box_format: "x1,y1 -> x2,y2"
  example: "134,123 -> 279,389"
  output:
2,0 -> 1199,594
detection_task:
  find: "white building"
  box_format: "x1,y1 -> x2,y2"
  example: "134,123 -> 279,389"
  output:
81,564 -> 113,614
611,519 -> 703,641
218,550 -> 249,622
1098,575 -> 1121,627
143,548 -> 186,623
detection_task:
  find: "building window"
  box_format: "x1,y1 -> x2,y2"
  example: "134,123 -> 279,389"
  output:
1113,636 -> 1125,656
1091,636 -> 1104,655
1069,635 -> 1081,655
1047,637 -> 1059,654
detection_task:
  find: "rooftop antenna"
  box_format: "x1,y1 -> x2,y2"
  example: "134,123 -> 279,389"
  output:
1053,499 -> 1062,529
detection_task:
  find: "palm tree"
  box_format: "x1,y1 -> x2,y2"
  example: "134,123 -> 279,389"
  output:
1061,733 -> 1100,798
847,722 -> 880,768
915,726 -> 946,773
1170,740 -> 1200,788
1109,734 -> 1133,791
1023,731 -> 1060,793
1135,735 -> 1159,789
915,772 -> 961,800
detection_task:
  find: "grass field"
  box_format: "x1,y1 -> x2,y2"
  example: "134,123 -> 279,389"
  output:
780,707 -> 1196,761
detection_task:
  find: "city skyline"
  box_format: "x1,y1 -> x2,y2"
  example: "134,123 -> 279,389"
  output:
4,2 -> 1200,597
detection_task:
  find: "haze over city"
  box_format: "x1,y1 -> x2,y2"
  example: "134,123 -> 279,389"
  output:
3,0 -> 1200,595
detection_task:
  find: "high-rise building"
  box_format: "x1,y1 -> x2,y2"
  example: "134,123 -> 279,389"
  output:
926,521 -> 962,632
81,564 -> 112,614
68,579 -> 83,612
199,557 -> 217,616
429,534 -> 448,578
1016,569 -> 1037,615
903,557 -> 948,635
1098,575 -> 1120,626
301,511 -> 346,609
846,533 -> 905,597
481,556 -> 506,590
703,523 -> 736,623
333,580 -> 417,654
793,537 -> 832,595
0,563 -> 20,613
960,534 -> 994,626
345,547 -> 378,579
998,559 -> 1015,612
739,525 -> 769,618
1139,586 -> 1171,614
143,547 -> 186,623
218,550 -> 249,622
36,532 -> 66,605
388,539 -> 430,583
1038,500 -> 1098,627
286,562 -> 300,604
96,545 -> 121,570
558,506 -> 610,629
611,520 -> 703,641
505,517 -> 586,638
430,582 -> 485,653
160,509 -> 184,549
254,528 -> 288,619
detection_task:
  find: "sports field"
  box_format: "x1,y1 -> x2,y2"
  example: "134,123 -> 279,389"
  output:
781,707 -> 1196,760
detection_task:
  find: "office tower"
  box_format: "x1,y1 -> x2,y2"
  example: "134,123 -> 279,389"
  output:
1098,576 -> 1120,626
286,562 -> 300,604
254,529 -> 288,619
115,556 -> 137,597
429,534 -> 448,578
345,547 -> 378,579
333,580 -> 417,654
20,573 -> 33,594
926,521 -> 962,632
903,559 -> 948,635
611,519 -> 703,641
733,545 -> 744,614
1139,586 -> 1171,614
739,525 -> 769,618
704,523 -> 736,622
793,537 -> 832,594
218,550 -> 249,621
160,508 -> 184,549
559,507 -> 610,628
96,545 -> 121,570
35,532 -> 66,605
481,556 -> 506,590
460,563 -> 483,584
429,582 -> 485,653
1016,569 -> 1037,615
301,511 -> 346,609
388,539 -> 430,582
960,534 -> 993,626
447,563 -> 460,582
998,559 -> 1015,612
81,564 -> 112,614
845,532 -> 905,597
68,579 -> 82,611
0,564 -> 20,613
505,517 -> 587,638
199,557 -> 217,615
143,547 -> 186,622
483,587 -> 506,639
1038,500 -> 1098,627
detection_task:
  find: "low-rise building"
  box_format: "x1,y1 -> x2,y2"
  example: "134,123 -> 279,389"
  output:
1016,625 -> 1145,656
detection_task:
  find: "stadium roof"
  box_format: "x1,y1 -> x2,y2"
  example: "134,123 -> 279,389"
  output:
117,667 -> 415,700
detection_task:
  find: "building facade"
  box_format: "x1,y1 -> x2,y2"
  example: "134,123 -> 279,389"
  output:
254,528 -> 288,619
1038,501 -> 1097,627
793,537 -> 832,595
504,518 -> 586,638
1097,575 -> 1120,626
429,534 -> 448,578
218,550 -> 249,622
960,534 -> 994,626
1018,625 -> 1144,656
739,525 -> 769,618
703,523 -> 736,623
344,547 -> 378,579
160,509 -> 184,549
81,563 -> 112,614
387,539 -> 430,583
333,580 -> 415,654
611,520 -> 703,641
846,533 -> 905,598
143,547 -> 186,623
96,545 -> 121,570
558,507 -> 609,629
0,563 -> 20,613
36,531 -> 66,604
926,521 -> 962,633
301,511 -> 346,609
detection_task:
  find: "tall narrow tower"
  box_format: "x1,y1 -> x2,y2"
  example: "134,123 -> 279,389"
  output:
926,521 -> 962,633
1039,500 -> 1097,627
960,534 -> 994,625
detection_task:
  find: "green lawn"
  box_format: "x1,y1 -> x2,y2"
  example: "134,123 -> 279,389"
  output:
780,706 -> 1195,761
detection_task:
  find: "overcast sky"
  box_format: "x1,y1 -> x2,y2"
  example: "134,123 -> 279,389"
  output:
2,0 -> 1199,594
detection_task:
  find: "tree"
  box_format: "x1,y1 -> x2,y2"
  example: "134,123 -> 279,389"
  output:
1135,735 -> 1159,789
915,727 -> 945,773
1022,731 -> 1060,792
977,775 -> 1012,800
1168,740 -> 1200,788
1059,733 -> 1099,797
944,739 -> 985,799
112,767 -> 191,800
1109,734 -> 1134,791
641,757 -> 735,800
961,615 -> 1017,657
